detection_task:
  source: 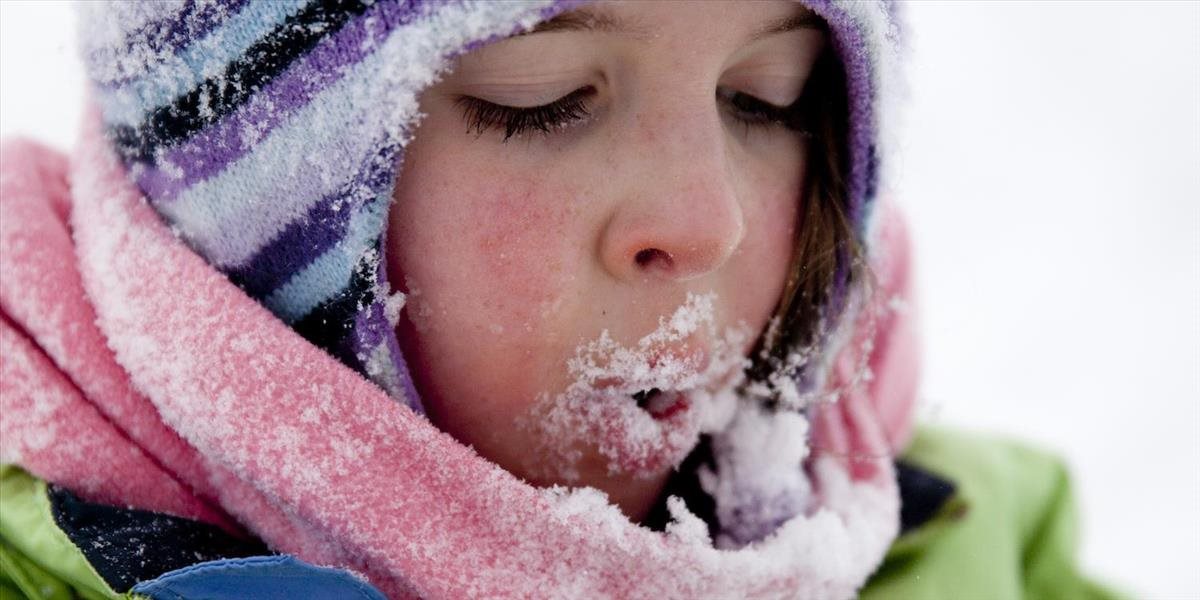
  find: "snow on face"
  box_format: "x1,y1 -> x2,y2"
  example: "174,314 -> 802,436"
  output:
385,0 -> 818,519
518,293 -> 750,481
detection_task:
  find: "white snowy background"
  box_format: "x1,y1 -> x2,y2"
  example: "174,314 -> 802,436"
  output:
2,1 -> 1197,597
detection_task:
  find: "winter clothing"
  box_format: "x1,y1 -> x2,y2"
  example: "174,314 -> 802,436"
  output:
0,431 -> 1121,600
0,0 -> 1120,598
1,130 -> 899,597
77,0 -> 901,411
860,429 -> 1124,600
0,133 -> 1119,599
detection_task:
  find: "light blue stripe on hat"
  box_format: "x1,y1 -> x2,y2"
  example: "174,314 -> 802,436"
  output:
263,193 -> 389,323
143,0 -> 565,268
156,30 -> 400,268
101,0 -> 309,128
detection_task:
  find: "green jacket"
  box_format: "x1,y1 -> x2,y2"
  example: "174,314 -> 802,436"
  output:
860,428 -> 1125,600
1,427 -> 1125,599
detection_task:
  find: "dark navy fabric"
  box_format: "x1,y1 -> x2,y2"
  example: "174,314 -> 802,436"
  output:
895,459 -> 957,534
643,435 -> 718,536
47,484 -> 268,592
131,555 -> 387,600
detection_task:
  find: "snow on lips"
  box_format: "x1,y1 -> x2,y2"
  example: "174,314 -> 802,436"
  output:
632,388 -> 690,420
519,293 -> 752,481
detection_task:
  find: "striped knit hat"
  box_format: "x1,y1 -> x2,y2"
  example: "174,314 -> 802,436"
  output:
79,0 -> 901,413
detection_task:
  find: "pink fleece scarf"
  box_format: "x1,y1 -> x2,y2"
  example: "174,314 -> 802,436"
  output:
1,110 -> 918,599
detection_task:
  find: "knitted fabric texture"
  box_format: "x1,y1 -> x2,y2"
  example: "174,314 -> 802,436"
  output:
79,0 -> 902,411
0,132 -> 913,597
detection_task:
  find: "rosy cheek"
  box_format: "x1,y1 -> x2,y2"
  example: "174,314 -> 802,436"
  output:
464,175 -> 582,334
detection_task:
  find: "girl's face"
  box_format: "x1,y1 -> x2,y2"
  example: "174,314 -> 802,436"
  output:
388,1 -> 825,519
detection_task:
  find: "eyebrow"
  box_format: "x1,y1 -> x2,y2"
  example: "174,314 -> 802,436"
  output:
749,11 -> 827,41
521,7 -> 825,42
520,9 -> 652,38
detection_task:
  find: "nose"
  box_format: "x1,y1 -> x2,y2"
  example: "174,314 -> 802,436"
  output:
599,104 -> 746,283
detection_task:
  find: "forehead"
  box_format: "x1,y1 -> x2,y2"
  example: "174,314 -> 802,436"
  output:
522,1 -> 825,44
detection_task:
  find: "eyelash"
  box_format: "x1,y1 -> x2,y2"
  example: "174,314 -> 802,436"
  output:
716,88 -> 811,136
457,87 -> 595,143
456,86 -> 809,143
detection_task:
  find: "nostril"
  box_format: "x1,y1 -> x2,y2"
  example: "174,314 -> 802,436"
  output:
634,248 -> 673,270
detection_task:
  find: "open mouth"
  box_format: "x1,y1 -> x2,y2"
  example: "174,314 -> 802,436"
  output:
632,388 -> 689,420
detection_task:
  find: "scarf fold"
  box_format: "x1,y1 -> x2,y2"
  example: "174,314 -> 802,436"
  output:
0,107 -> 914,597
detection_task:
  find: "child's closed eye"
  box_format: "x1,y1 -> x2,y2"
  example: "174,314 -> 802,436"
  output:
455,87 -> 596,143
717,88 -> 811,136
455,86 -> 810,143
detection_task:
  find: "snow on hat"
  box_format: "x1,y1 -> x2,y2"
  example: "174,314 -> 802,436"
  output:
79,0 -> 901,412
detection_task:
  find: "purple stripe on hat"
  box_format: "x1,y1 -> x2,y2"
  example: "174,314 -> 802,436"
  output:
385,320 -> 423,412
136,0 -> 429,203
356,300 -> 424,412
226,142 -> 397,298
795,0 -> 876,230
352,235 -> 423,412
355,299 -> 388,352
226,192 -> 352,299
88,0 -> 252,87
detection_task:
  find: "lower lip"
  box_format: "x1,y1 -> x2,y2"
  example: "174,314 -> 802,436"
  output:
646,392 -> 690,420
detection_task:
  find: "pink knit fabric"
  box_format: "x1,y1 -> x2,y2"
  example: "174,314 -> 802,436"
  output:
1,138 -> 226,527
828,201 -> 920,456
0,109 -> 917,598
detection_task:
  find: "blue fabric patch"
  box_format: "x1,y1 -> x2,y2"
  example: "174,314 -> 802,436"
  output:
131,555 -> 386,600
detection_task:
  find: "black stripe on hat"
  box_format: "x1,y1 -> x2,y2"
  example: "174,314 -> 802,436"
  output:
111,0 -> 371,163
291,246 -> 378,371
